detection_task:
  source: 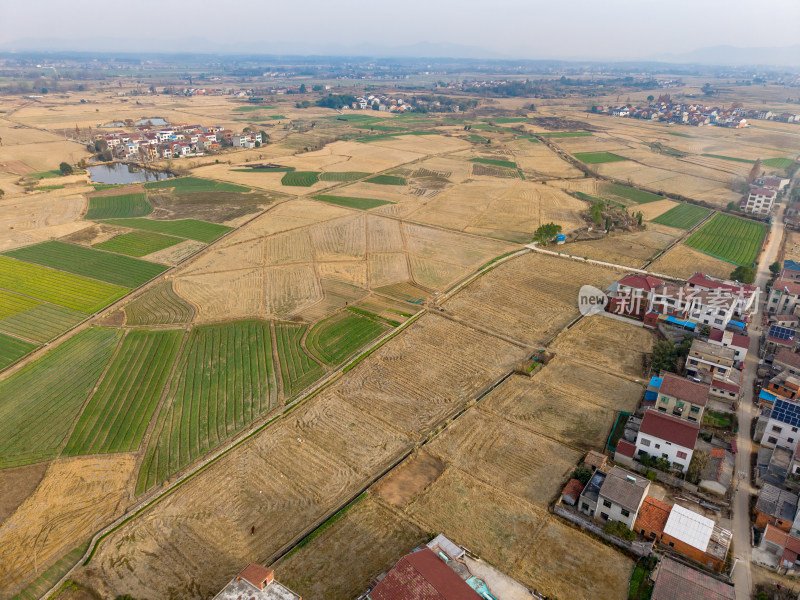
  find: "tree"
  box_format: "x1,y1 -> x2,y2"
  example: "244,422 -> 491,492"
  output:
571,466 -> 593,485
532,222 -> 562,246
770,261 -> 782,275
299,83 -> 307,94
726,201 -> 740,212
730,265 -> 755,284
590,202 -> 603,225
636,211 -> 643,226
748,158 -> 762,184
647,95 -> 655,102
59,162 -> 73,176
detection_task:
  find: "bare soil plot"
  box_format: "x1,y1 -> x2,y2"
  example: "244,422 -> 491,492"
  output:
784,230 -> 800,263
513,139 -> 584,178
562,229 -> 677,268
0,139 -> 90,172
373,451 -> 446,508
649,242 -> 733,280
146,189 -> 278,224
638,198 -> 679,220
0,191 -> 86,252
61,223 -> 132,247
273,497 -> 426,600
0,454 -> 136,595
142,239 -> 206,265
0,462 -> 48,525
443,252 -> 624,346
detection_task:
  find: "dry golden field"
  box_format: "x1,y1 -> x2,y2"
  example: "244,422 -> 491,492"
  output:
0,190 -> 87,251
649,242 -> 734,279
562,228 -> 678,268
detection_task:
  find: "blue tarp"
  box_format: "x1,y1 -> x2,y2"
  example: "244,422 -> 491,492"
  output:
645,391 -> 658,402
729,320 -> 746,330
556,234 -> 566,241
759,389 -> 778,404
665,315 -> 696,329
649,376 -> 663,388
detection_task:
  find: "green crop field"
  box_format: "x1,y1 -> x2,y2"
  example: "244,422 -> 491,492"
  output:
536,131 -> 592,138
0,289 -> 39,319
469,157 -> 517,169
489,117 -> 528,123
0,303 -> 86,343
357,131 -> 437,143
124,281 -> 195,326
0,328 -> 120,468
11,541 -> 90,600
574,151 -> 628,164
319,171 -> 371,182
306,311 -> 388,366
136,321 -> 279,493
274,322 -> 325,397
701,154 -> 755,164
233,105 -> 276,112
100,217 -> 231,242
312,194 -> 393,210
0,331 -> 36,369
94,230 -> 183,257
600,182 -> 663,204
327,114 -> 381,122
281,171 -> 320,186
232,166 -> 295,173
145,177 -> 250,193
763,157 -> 795,169
4,241 -> 167,288
468,134 -> 488,144
665,131 -> 693,138
0,256 -> 128,313
85,193 -> 152,220
354,123 -> 404,132
64,329 -> 185,456
37,184 -> 65,190
365,175 -> 406,186
651,204 -> 711,229
28,170 -> 62,180
685,213 -> 767,266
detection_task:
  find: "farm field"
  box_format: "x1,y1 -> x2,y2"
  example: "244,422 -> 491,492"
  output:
306,310 -> 389,366
649,243 -> 733,279
364,174 -> 406,186
469,157 -> 517,169
145,176 -> 250,194
0,302 -> 87,343
0,255 -> 127,313
599,182 -> 664,204
651,203 -> 711,229
282,171 -> 320,186
0,331 -> 36,369
762,157 -> 794,169
685,212 -> 766,266
311,194 -> 392,210
318,171 -> 371,182
123,280 -> 196,325
563,229 -> 677,268
136,320 -> 279,493
0,190 -> 86,252
0,327 -> 120,468
4,241 -> 168,287
100,217 -> 231,242
93,230 -> 183,257
274,321 -> 325,397
63,329 -> 185,456
573,151 -> 628,164
84,193 -> 152,220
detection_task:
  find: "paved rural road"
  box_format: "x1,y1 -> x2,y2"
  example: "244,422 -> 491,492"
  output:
732,200 -> 786,599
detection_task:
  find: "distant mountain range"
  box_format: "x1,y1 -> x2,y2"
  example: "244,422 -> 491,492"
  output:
653,45 -> 800,67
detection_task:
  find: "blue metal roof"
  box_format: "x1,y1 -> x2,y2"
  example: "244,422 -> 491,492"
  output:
771,398 -> 800,426
784,260 -> 800,272
665,316 -> 696,328
760,389 -> 778,403
649,376 -> 663,387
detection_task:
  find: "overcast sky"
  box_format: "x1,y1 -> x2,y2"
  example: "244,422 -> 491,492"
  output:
2,0 -> 799,59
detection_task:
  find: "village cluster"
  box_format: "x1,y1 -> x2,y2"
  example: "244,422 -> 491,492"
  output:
96,121 -> 263,161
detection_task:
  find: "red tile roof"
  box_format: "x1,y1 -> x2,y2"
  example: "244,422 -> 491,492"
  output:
652,556 -> 735,600
707,329 -> 751,350
774,279 -> 800,295
635,496 -> 672,535
618,274 -> 664,292
711,378 -> 740,394
639,410 -> 699,449
370,548 -> 481,600
236,564 -> 274,589
776,349 -> 800,370
687,273 -> 756,296
562,478 -> 584,501
660,373 -> 710,406
616,439 -> 636,458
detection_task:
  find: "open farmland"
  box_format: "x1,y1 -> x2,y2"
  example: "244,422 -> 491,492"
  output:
306,310 -> 389,366
100,217 -> 231,242
364,174 -> 407,186
85,193 -> 152,220
145,176 -> 250,194
0,331 -> 36,369
0,328 -> 120,468
123,280 -> 196,325
0,255 -> 127,313
63,329 -> 185,456
563,229 -> 677,268
470,157 -> 517,169
282,171 -> 320,186
318,171 -> 371,182
311,194 -> 392,210
4,241 -> 168,287
136,321 -> 279,493
651,203 -> 711,229
685,212 -> 766,266
94,230 -> 183,257
600,182 -> 664,204
0,302 -> 87,343
648,243 -> 733,279
573,151 -> 628,164
274,321 -> 325,396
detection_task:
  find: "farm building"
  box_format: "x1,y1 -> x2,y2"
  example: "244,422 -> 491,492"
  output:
754,484 -> 798,533
634,495 -> 672,542
212,564 -> 301,600
686,339 -> 736,385
768,279 -> 800,315
595,466 -> 650,529
699,448 -> 734,496
707,329 -> 750,365
650,556 -> 734,600
645,373 -> 709,423
561,478 -> 584,506
661,504 -> 732,572
758,524 -> 800,572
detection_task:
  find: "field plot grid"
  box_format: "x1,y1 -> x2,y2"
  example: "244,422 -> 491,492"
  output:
136,321 -> 278,493
0,331 -> 36,369
685,212 -> 766,266
64,329 -> 185,456
0,303 -> 86,343
0,328 -> 120,468
123,280 -> 195,326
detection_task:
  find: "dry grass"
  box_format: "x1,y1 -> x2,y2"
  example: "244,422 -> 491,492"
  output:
0,191 -> 86,251
649,242 -> 734,279
562,229 -> 678,268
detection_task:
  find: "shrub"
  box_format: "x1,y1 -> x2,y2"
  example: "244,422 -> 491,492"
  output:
603,520 -> 635,541
59,162 -> 73,175
571,466 -> 593,485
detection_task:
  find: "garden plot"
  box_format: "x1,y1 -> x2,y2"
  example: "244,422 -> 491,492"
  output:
562,229 -> 677,269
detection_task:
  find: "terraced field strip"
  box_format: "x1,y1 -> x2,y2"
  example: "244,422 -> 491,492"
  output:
94,230 -> 184,257
145,176 -> 250,193
0,328 -> 121,468
762,157 -> 795,169
364,175 -> 407,186
469,157 -> 517,169
136,320 -> 279,493
4,241 -> 168,288
701,154 -> 755,164
0,331 -> 37,369
0,303 -> 86,343
64,329 -> 185,456
281,171 -> 321,186
574,151 -> 628,164
312,194 -> 393,210
123,280 -> 195,326
0,289 -> 39,319
306,311 -> 389,366
84,193 -> 152,220
11,541 -> 90,600
685,213 -> 767,266
319,171 -> 371,182
651,203 -> 711,229
274,321 -> 325,397
0,256 -> 128,313
100,217 -> 231,242
600,182 -> 664,204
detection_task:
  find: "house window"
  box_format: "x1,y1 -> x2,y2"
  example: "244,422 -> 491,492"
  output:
603,499 -> 612,508
715,319 -> 723,325
774,426 -> 784,433
690,406 -> 700,413
659,396 -> 669,404
640,439 -> 651,447
790,438 -> 795,444
621,508 -> 630,518
581,503 -> 590,511
677,451 -> 688,460
655,444 -> 661,449
662,453 -> 669,459
669,542 -> 674,548
793,427 -> 798,433
768,436 -> 779,444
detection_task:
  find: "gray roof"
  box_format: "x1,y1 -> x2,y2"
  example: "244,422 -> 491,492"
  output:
212,579 -> 300,600
598,466 -> 649,512
579,470 -> 607,503
700,451 -> 734,489
691,339 -> 736,361
756,483 -> 799,521
652,557 -> 735,600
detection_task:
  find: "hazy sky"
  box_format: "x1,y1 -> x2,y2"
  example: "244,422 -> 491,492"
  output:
2,0 -> 800,59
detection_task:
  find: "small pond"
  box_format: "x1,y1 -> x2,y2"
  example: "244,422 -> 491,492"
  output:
88,163 -> 173,185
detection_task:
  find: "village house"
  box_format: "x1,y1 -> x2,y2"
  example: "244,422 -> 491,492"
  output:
686,339 -> 736,384
709,375 -> 742,404
757,446 -> 792,488
699,448 -> 735,496
635,409 -> 699,471
768,279 -> 800,315
661,504 -> 732,572
686,272 -> 757,318
707,329 -> 750,364
772,314 -> 800,329
742,187 -> 777,215
759,524 -> 800,572
594,466 -> 650,528
762,398 -> 800,453
212,564 -> 301,600
577,470 -> 607,519
648,373 -> 709,422
755,484 -> 799,532
634,495 -> 672,541
650,556 -> 735,600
